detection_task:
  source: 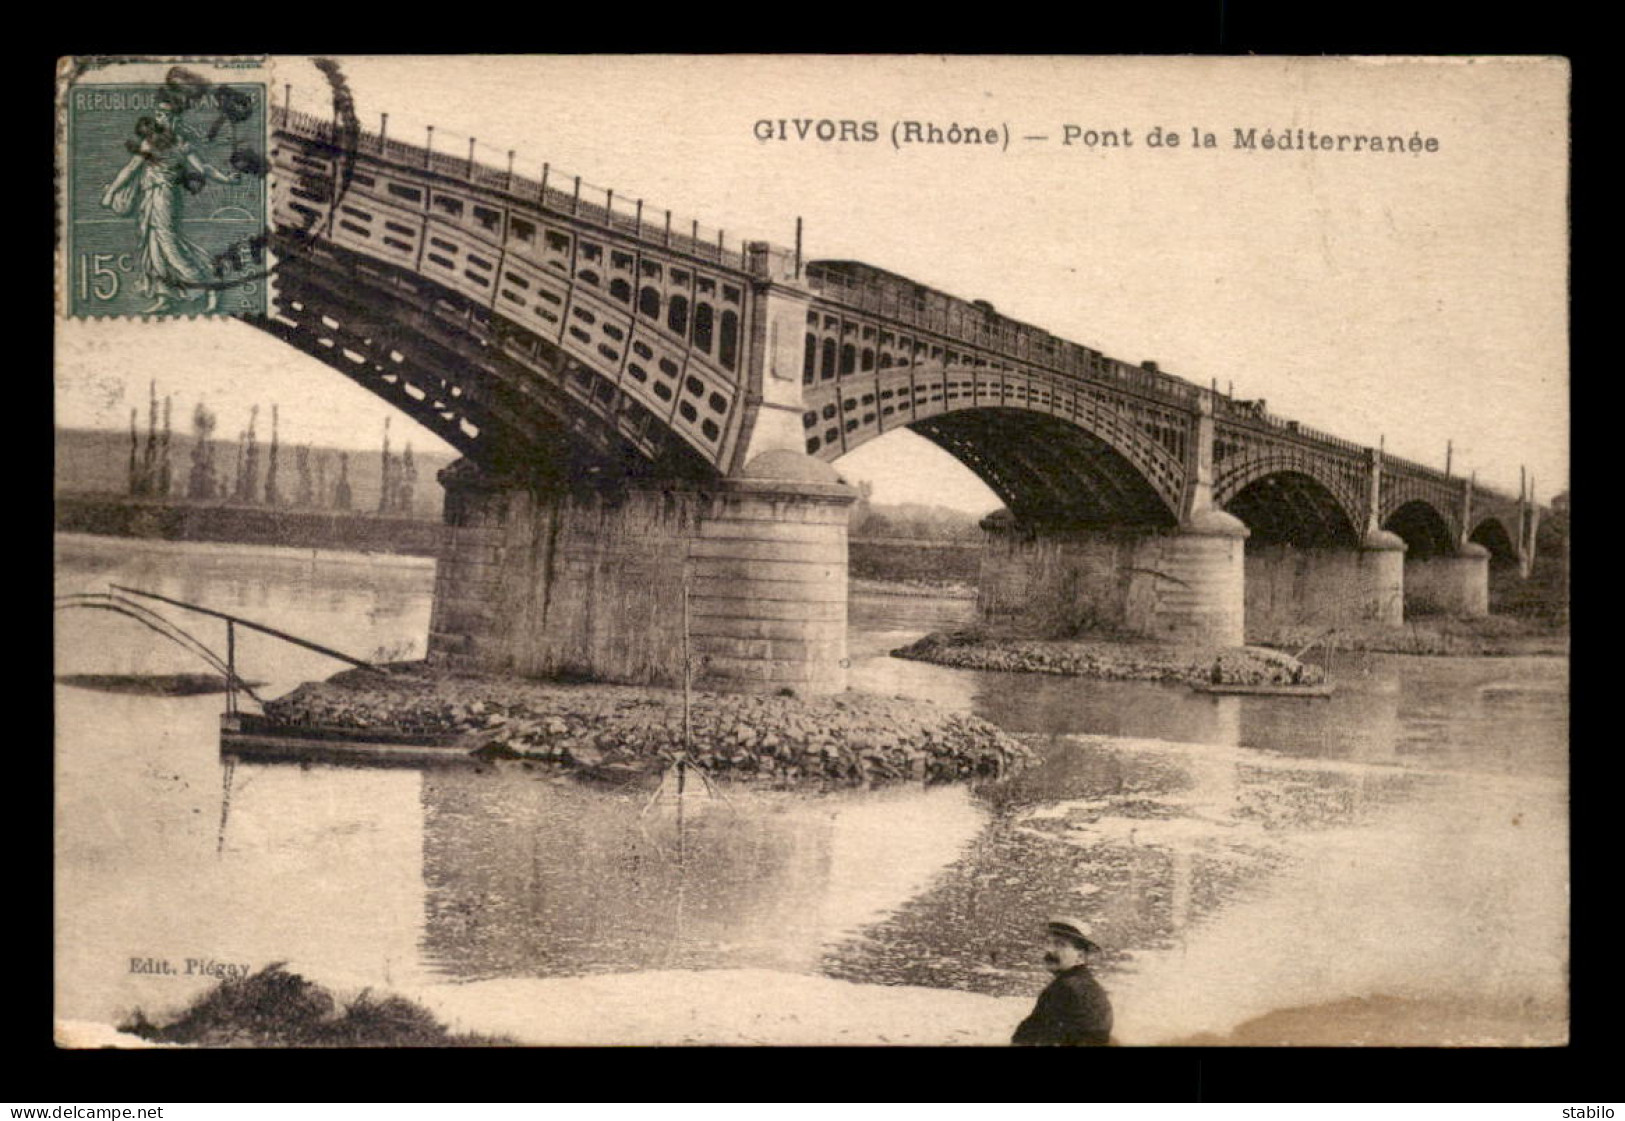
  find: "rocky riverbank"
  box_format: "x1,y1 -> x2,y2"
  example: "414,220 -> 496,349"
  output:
117,964 -> 512,1048
262,662 -> 1032,785
892,628 -> 1324,686
1251,616 -> 1568,658
97,963 -> 1030,1048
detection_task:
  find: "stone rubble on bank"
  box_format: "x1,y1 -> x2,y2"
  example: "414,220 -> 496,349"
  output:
262,662 -> 1032,785
1252,617 -> 1568,658
892,628 -> 1324,686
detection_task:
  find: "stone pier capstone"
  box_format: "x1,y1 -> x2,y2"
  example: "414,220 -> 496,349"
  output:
428,453 -> 856,694
1358,528 -> 1408,626
1155,509 -> 1249,646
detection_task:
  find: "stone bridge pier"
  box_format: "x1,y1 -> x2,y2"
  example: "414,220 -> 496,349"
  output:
427,450 -> 857,695
1404,543 -> 1490,617
1243,529 -> 1408,630
978,510 -> 1250,646
1242,450 -> 1410,630
977,394 -> 1251,647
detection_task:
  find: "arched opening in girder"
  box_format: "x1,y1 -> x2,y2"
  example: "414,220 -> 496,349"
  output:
897,408 -> 1179,529
829,427 -> 1000,526
1385,499 -> 1456,559
1469,517 -> 1520,567
1225,470 -> 1361,549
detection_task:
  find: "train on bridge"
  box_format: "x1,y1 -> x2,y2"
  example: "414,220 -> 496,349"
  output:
801,259 -> 1193,403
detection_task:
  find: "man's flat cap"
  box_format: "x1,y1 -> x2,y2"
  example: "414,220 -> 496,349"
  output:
1046,915 -> 1102,953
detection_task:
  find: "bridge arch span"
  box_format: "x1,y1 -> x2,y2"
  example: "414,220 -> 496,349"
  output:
827,406 -> 1181,528
1216,463 -> 1363,549
1385,498 -> 1457,558
1469,514 -> 1520,566
805,363 -> 1189,527
261,244 -> 724,486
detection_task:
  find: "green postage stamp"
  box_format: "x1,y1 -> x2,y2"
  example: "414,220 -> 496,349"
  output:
58,57 -> 272,318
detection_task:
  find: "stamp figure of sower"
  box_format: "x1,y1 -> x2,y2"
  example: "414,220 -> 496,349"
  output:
100,91 -> 240,314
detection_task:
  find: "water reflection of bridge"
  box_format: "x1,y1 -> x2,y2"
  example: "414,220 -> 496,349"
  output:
414,774 -> 986,982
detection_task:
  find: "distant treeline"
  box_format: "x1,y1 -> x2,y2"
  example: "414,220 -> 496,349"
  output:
56,427 -> 456,521
846,480 -> 991,541
55,494 -> 444,556
61,427 -> 1001,540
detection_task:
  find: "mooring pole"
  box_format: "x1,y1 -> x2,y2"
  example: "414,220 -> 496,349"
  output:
225,619 -> 237,716
682,565 -> 693,754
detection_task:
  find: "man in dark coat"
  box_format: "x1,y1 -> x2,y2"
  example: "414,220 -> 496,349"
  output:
1011,916 -> 1114,1046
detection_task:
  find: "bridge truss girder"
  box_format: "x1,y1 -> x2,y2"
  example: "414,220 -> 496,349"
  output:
255,244 -> 717,487
800,362 -> 1189,526
909,408 -> 1177,528
1223,470 -> 1362,549
1468,513 -> 1521,565
1381,466 -> 1465,556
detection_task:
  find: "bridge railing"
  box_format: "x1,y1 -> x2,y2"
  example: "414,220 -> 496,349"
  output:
1383,448 -> 1455,485
802,264 -> 1201,408
1214,396 -> 1368,459
274,103 -> 797,278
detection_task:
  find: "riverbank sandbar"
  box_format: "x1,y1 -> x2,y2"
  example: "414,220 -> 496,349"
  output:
263,662 -> 1032,785
893,630 -> 1321,687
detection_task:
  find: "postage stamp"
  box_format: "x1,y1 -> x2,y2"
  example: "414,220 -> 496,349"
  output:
57,57 -> 272,319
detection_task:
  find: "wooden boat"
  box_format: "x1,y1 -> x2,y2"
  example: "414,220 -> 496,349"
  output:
220,712 -> 481,765
1190,681 -> 1335,698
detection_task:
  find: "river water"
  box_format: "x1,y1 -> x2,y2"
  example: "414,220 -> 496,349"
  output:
53,533 -> 1569,1046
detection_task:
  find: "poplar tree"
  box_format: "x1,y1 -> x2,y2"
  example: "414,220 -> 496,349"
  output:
399,442 -> 417,515
241,405 -> 261,505
140,380 -> 159,496
264,403 -> 282,507
296,444 -> 314,508
127,408 -> 140,496
378,416 -> 393,514
188,403 -> 218,500
334,451 -> 352,511
158,395 -> 173,497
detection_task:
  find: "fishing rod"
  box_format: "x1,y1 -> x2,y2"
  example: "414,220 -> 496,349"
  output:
54,591 -> 266,706
110,584 -> 386,674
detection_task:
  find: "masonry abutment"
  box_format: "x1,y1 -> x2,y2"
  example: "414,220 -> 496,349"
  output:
1404,541 -> 1490,618
978,509 -> 1249,647
1243,528 -> 1407,630
428,453 -> 857,694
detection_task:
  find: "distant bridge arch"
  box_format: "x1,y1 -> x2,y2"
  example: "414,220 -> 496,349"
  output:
1469,514 -> 1521,566
1222,469 -> 1362,549
874,408 -> 1181,527
1384,498 -> 1458,558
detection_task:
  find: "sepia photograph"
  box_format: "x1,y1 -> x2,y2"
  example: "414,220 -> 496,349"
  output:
53,54 -> 1569,1049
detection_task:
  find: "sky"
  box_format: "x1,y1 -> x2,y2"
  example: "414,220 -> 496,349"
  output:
55,55 -> 1570,510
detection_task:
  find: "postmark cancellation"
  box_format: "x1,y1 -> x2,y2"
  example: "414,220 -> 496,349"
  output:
57,56 -> 273,320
